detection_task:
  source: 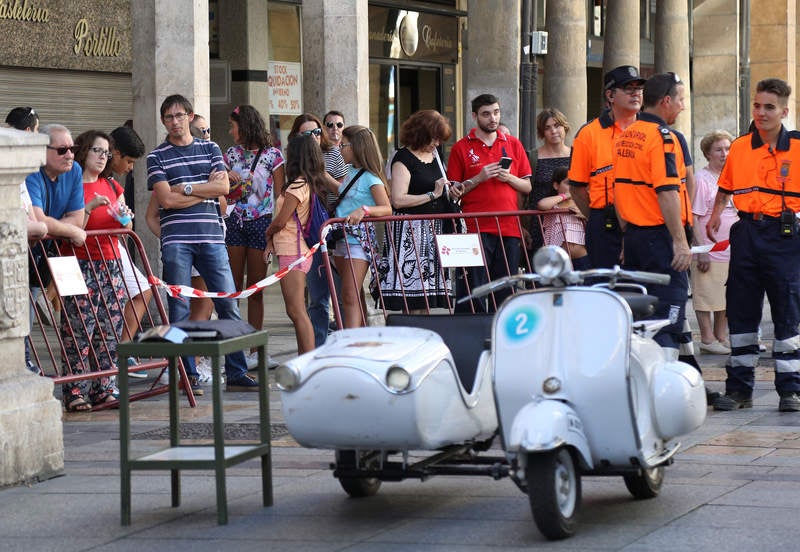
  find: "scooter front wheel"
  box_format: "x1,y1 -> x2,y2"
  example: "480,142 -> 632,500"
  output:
335,450 -> 382,498
623,466 -> 664,499
526,448 -> 581,540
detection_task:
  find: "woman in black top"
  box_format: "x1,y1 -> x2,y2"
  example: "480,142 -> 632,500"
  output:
375,110 -> 452,312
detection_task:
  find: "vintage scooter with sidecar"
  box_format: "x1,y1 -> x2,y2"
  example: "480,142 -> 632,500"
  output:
274,246 -> 707,540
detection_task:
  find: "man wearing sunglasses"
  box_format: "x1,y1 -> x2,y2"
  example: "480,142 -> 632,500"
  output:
323,110 -> 345,148
25,124 -> 87,247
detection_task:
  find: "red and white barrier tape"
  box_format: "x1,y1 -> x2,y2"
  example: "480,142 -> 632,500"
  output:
149,238 -> 325,300
690,239 -> 729,254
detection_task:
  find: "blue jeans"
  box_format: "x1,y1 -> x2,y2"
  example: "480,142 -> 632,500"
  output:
306,250 -> 342,347
161,242 -> 248,381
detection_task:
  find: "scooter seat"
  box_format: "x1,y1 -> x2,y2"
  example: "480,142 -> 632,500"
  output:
617,292 -> 658,320
386,314 -> 494,394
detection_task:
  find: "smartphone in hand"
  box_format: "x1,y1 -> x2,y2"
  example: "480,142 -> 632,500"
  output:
499,157 -> 512,170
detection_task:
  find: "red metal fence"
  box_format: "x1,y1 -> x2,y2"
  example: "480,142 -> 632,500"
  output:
27,228 -> 196,410
321,208 -> 577,328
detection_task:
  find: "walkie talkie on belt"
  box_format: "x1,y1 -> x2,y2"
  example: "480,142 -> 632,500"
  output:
779,160 -> 795,237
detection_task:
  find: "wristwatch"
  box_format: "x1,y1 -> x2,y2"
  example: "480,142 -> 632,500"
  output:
183,184 -> 193,196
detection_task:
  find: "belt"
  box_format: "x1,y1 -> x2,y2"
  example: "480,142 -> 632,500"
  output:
738,211 -> 780,221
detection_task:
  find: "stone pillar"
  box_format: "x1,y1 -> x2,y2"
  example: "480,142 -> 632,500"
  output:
131,0 -> 211,277
691,0 -> 739,164
750,0 -> 797,128
0,129 -> 63,487
463,0 -> 521,130
302,0 -> 370,126
213,0 -> 271,151
655,0 -> 692,139
603,0 -> 640,77
543,0 -> 587,141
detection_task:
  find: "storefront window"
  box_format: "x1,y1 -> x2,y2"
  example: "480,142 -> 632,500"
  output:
268,1 -> 303,150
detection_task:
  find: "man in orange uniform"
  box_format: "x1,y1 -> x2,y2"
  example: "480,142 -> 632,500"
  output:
569,65 -> 644,268
707,78 -> 800,412
613,74 -> 692,356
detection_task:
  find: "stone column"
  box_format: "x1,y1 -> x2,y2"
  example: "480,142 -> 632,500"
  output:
691,0 -> 739,164
302,0 -> 370,125
750,0 -> 797,128
0,129 -> 63,487
603,0 -> 640,75
464,0 -> 521,130
543,0 -> 587,140
131,0 -> 211,277
213,0 -> 270,151
655,0 -> 692,138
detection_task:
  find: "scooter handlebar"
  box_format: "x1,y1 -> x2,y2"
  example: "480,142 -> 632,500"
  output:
577,267 -> 671,286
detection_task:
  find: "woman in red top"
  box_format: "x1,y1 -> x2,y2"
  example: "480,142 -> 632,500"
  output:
60,130 -> 132,412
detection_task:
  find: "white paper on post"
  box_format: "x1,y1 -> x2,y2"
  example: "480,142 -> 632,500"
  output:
435,233 -> 485,267
49,256 -> 89,296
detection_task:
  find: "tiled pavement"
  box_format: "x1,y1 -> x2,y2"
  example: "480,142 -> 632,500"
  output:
3,289 -> 800,551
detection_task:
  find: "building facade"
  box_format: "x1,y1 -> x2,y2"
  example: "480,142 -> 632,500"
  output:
1,0 -> 798,274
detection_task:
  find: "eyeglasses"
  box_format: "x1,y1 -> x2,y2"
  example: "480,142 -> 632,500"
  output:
46,145 -> 78,155
620,85 -> 644,95
89,146 -> 113,159
163,112 -> 189,122
198,127 -> 211,135
339,143 -> 352,149
302,128 -> 322,137
326,121 -> 344,129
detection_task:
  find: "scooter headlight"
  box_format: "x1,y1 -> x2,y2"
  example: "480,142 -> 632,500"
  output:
386,365 -> 411,392
533,246 -> 572,279
275,364 -> 301,391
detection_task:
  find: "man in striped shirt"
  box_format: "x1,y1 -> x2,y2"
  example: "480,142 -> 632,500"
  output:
147,94 -> 258,393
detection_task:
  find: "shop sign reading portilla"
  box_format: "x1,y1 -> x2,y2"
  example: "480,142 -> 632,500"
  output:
0,0 -> 131,73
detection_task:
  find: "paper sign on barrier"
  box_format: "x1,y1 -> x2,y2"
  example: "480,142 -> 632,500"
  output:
435,233 -> 485,267
49,256 -> 89,296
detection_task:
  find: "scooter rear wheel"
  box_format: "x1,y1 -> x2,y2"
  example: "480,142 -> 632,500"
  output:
526,448 -> 581,540
336,450 -> 382,498
623,466 -> 664,499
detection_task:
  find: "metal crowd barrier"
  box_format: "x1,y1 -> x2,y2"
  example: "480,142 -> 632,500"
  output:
320,208 -> 577,328
27,228 -> 197,410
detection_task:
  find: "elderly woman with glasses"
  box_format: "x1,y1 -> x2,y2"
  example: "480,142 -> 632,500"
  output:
59,130 -> 132,412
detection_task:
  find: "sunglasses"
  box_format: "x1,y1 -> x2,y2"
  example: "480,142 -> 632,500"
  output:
325,121 -> 344,129
302,128 -> 322,137
198,127 -> 211,135
46,145 -> 79,155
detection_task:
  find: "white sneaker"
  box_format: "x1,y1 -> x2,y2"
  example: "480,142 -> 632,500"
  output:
196,357 -> 212,384
245,351 -> 280,370
699,340 -> 731,355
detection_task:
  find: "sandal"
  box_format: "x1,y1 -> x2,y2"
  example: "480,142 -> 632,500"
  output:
90,390 -> 118,406
64,394 -> 92,412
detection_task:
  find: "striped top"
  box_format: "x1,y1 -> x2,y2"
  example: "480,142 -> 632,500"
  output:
147,139 -> 226,246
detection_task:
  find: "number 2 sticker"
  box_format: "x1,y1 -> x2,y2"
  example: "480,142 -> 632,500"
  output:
502,305 -> 540,345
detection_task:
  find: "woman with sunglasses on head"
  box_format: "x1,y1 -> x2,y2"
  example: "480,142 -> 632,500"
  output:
224,105 -> 285,365
264,134 -> 327,354
288,113 -> 349,346
60,130 -> 132,412
331,125 -> 392,328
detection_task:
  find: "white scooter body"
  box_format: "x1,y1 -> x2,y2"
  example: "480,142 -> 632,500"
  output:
493,286 -> 706,471
278,326 -> 497,450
